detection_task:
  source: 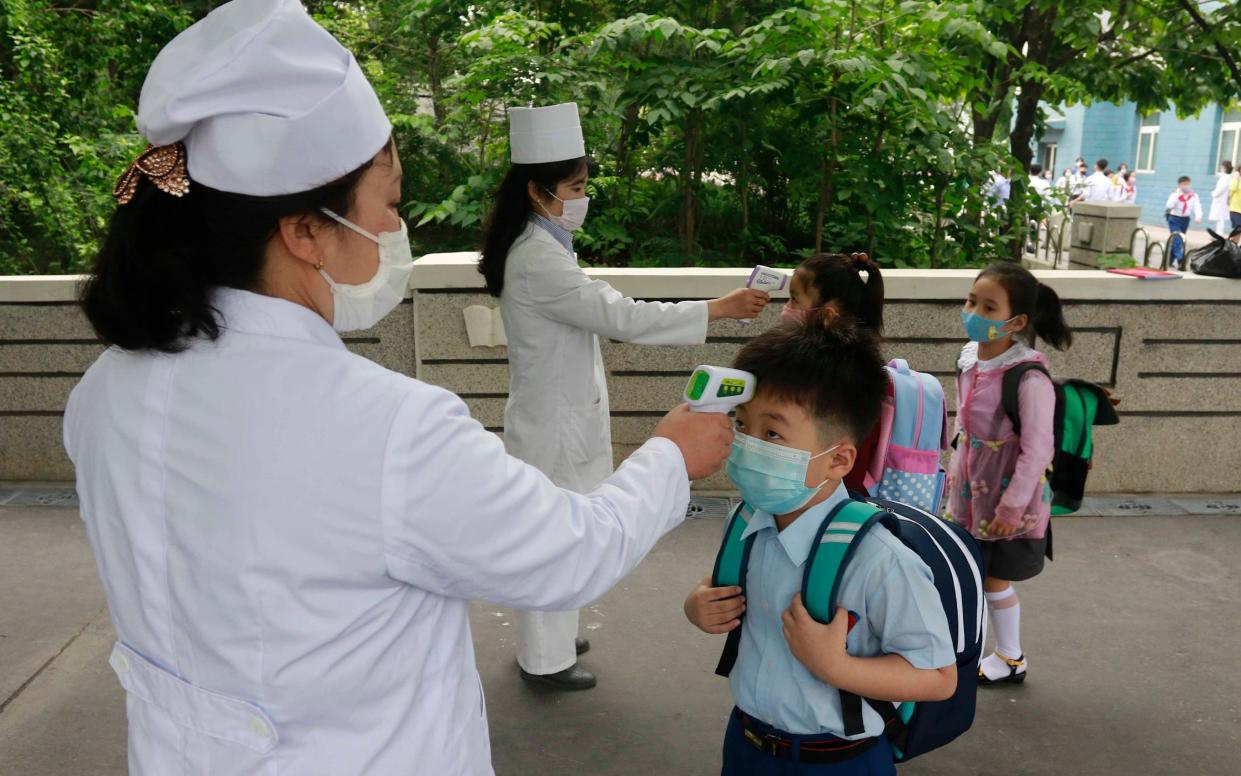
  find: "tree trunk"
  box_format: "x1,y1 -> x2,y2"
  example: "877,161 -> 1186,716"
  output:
931,180 -> 946,269
814,97 -> 840,253
680,109 -> 703,258
738,120 -> 750,238
614,103 -> 639,210
428,36 -> 446,125
1004,13 -> 1057,260
866,109 -> 887,258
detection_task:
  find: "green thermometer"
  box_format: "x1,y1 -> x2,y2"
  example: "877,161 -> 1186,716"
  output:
684,365 -> 757,414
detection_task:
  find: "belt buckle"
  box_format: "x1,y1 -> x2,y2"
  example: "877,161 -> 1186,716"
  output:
763,734 -> 781,757
742,725 -> 783,758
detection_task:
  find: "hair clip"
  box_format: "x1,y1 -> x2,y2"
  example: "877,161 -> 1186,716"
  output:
113,142 -> 190,205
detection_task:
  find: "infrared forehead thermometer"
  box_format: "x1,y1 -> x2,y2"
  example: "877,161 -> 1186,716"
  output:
746,265 -> 789,293
742,265 -> 789,324
685,365 -> 757,414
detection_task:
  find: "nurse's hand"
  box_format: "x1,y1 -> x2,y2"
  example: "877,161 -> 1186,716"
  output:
708,288 -> 769,321
653,404 -> 733,480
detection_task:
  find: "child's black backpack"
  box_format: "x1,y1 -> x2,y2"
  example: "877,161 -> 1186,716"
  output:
1000,365 -> 1119,515
712,495 -> 984,762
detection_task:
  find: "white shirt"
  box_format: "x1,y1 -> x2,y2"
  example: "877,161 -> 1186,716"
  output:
1081,171 -> 1112,202
1165,189 -> 1203,220
64,288 -> 694,775
500,222 -> 708,490
1029,175 -> 1051,201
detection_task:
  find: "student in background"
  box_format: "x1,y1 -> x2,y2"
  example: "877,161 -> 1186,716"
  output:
1164,176 -> 1203,270
1120,171 -> 1137,205
1071,159 -> 1111,206
1223,163 -> 1241,234
1210,161 -> 1234,235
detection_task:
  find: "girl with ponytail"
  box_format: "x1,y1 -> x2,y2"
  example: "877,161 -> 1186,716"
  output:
778,252 -> 889,495
947,262 -> 1073,687
781,252 -> 884,334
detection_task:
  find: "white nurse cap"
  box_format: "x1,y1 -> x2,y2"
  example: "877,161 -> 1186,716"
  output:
508,103 -> 586,164
135,0 -> 391,197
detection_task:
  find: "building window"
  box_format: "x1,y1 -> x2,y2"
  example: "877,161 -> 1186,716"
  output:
1136,113 -> 1160,173
1043,143 -> 1057,173
1220,110 -> 1241,168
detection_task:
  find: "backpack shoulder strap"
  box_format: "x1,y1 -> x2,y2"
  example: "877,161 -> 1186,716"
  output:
713,502 -> 756,678
711,501 -> 755,587
801,500 -> 890,624
1000,363 -> 1052,436
802,499 -> 900,738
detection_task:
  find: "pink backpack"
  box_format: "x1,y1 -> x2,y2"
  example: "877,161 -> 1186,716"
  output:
858,360 -> 950,513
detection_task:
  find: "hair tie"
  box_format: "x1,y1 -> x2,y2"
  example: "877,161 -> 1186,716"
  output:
850,252 -> 873,271
113,142 -> 190,206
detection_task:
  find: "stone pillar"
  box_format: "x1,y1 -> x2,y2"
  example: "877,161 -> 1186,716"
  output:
1068,201 -> 1142,268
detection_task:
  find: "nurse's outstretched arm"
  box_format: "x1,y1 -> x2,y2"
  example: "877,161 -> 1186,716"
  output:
380,382 -> 731,609
520,255 -> 766,345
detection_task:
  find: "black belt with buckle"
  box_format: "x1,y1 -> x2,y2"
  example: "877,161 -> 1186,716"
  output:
735,709 -> 878,764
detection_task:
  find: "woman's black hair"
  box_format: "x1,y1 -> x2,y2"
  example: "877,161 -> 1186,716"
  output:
478,157 -> 589,297
733,308 -> 887,444
796,252 -> 885,334
977,262 -> 1073,351
82,142 -> 391,353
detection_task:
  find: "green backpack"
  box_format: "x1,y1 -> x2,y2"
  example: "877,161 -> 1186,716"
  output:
1000,364 -> 1119,515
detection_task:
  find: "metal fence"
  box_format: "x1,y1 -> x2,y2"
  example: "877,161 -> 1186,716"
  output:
1026,216 -> 1187,271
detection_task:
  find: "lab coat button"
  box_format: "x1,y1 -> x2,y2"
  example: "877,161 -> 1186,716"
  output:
249,716 -> 271,740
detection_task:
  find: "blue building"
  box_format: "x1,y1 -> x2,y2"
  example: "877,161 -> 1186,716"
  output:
1037,102 -> 1241,229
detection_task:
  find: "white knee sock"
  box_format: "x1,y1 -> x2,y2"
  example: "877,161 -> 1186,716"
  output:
985,586 -> 1022,659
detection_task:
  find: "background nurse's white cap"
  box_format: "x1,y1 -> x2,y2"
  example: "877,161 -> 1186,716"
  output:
508,103 -> 586,164
136,0 -> 391,196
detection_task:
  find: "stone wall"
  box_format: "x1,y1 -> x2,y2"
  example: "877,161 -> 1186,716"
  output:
0,277 -> 416,482
3,262 -> 1240,493
409,255 -> 1241,494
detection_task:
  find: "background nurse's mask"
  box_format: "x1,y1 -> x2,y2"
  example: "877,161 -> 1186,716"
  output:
319,208 -> 415,332
539,190 -> 590,232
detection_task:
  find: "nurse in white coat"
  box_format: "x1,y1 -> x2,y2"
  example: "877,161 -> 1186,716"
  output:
479,104 -> 769,689
64,2 -> 733,773
1210,160 -> 1235,235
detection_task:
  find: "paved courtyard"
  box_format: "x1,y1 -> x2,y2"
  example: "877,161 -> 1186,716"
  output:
1,502 -> 1238,775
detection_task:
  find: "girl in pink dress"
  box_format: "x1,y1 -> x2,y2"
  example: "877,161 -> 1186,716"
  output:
945,263 -> 1073,685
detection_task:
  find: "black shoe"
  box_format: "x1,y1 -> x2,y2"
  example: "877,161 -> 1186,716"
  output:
520,663 -> 597,691
575,637 -> 591,656
978,651 -> 1027,686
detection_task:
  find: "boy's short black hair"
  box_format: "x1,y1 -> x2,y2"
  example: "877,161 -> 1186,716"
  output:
732,311 -> 888,444
1178,175 -> 1192,184
1096,158 -> 1108,171
1030,163 -> 1043,176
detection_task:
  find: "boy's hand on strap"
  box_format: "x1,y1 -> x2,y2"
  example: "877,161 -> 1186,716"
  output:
683,576 -> 745,635
782,595 -> 849,686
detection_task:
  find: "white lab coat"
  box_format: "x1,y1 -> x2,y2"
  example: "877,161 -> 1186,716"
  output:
1210,172 -> 1233,223
64,288 -> 694,775
499,222 -> 708,672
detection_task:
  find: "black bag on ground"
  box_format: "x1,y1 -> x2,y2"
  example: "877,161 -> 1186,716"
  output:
1188,230 -> 1241,279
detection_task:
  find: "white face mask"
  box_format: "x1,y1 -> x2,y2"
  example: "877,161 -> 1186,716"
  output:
540,189 -> 590,232
319,208 -> 414,333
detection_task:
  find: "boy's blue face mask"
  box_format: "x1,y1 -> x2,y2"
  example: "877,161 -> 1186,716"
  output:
961,310 -> 1015,343
726,433 -> 839,515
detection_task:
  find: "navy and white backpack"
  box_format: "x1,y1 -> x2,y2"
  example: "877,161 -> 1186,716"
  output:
712,496 -> 985,762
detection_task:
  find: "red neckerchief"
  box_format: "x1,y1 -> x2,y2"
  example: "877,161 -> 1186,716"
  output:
1176,189 -> 1195,215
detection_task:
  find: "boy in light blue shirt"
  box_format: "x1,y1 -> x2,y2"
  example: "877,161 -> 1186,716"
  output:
684,312 -> 956,774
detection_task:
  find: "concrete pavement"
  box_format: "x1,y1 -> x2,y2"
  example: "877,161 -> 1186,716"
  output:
2,505 -> 1238,775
